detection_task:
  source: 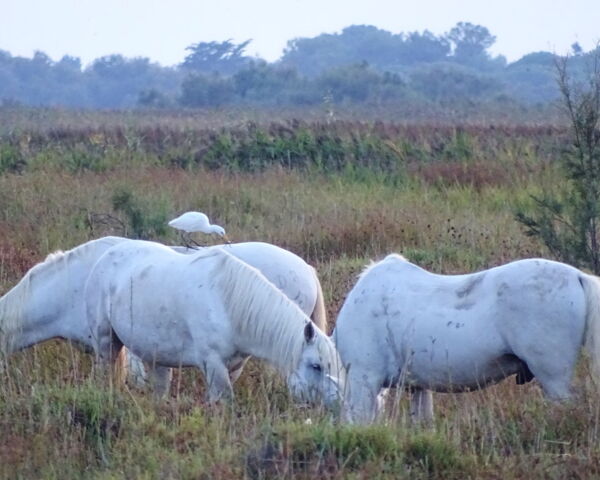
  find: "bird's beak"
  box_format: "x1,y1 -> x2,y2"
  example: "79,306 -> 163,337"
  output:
223,234 -> 232,244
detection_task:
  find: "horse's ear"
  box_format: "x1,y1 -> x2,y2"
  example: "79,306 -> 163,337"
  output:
304,322 -> 316,344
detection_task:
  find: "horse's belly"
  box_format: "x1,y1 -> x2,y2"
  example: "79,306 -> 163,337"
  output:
118,325 -> 197,367
407,352 -> 522,392
110,303 -> 199,367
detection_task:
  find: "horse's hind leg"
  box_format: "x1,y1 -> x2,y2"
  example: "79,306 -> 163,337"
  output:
522,350 -> 578,401
125,350 -> 148,388
410,388 -> 434,424
146,366 -> 173,399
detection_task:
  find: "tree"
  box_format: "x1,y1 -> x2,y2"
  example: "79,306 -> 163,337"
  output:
516,51 -> 600,272
86,55 -> 182,108
402,31 -> 450,65
503,52 -> 559,103
446,22 -> 496,66
410,64 -> 502,101
179,73 -> 235,107
281,33 -> 348,77
232,61 -> 304,104
315,62 -> 378,103
280,25 -> 451,76
138,88 -> 171,108
572,42 -> 584,56
182,39 -> 252,75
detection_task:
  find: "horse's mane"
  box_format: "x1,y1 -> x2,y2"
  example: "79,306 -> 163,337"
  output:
0,236 -> 124,351
214,248 -> 317,374
358,253 -> 408,281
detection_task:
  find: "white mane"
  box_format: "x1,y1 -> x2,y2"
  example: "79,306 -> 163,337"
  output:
44,250 -> 65,263
358,253 -> 408,281
214,248 -> 313,374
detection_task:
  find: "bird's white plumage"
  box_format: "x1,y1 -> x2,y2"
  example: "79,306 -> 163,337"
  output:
168,211 -> 226,237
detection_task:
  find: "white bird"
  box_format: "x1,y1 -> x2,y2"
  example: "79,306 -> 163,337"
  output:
168,211 -> 229,247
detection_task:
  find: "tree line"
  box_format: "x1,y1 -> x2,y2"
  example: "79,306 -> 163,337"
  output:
0,22 -> 596,109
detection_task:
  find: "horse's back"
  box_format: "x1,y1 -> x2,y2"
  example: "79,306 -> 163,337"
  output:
170,242 -> 318,316
344,256 -> 587,328
88,239 -> 221,295
86,240 -> 230,366
221,242 -> 318,315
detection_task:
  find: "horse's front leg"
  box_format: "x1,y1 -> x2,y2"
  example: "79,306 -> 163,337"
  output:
342,369 -> 384,424
202,355 -> 234,403
410,388 -> 434,424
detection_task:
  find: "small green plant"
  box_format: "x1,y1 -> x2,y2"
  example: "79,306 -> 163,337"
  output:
403,433 -> 471,478
111,188 -> 169,239
246,422 -> 401,477
0,144 -> 25,174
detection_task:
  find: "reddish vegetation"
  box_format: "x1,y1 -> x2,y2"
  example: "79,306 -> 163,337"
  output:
0,238 -> 39,284
409,160 -> 533,190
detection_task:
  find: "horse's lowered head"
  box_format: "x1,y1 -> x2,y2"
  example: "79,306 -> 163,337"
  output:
287,322 -> 346,408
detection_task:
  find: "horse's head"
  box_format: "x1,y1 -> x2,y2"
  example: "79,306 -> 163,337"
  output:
287,322 -> 346,408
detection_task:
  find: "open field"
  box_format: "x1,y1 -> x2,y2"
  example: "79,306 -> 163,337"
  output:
1,112 -> 599,479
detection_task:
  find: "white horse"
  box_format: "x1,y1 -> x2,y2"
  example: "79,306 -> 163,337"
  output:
0,236 -> 326,371
130,241 -> 328,393
333,254 -> 600,424
84,240 -> 345,405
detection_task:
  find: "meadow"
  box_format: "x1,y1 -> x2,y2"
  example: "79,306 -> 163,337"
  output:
1,109 -> 598,479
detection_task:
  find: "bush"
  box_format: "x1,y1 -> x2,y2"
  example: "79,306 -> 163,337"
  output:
516,52 -> 600,272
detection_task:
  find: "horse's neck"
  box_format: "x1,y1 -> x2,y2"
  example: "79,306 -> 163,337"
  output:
0,273 -> 57,353
0,246 -> 102,354
232,305 -> 305,374
228,281 -> 307,373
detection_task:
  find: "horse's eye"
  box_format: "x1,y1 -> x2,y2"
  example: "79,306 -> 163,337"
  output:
311,363 -> 322,372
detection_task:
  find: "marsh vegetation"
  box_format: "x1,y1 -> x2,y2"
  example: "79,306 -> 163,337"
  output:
1,110 -> 599,479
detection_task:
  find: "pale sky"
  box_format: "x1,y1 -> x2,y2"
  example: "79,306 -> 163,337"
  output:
2,0 -> 599,67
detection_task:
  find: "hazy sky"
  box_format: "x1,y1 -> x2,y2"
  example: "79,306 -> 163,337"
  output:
2,0 -> 599,67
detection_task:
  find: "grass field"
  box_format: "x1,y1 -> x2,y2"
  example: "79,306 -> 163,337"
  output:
1,111 -> 598,479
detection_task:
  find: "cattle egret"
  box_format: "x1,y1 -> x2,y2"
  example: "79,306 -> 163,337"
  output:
168,211 -> 229,246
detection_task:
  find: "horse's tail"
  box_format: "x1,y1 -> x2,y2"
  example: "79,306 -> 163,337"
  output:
580,273 -> 600,380
310,266 -> 328,333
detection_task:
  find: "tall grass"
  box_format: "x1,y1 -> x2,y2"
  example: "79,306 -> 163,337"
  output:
1,114 -> 597,478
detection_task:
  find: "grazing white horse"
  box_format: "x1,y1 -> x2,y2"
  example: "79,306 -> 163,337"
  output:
84,240 -> 345,405
0,237 -> 327,391
131,241 -> 328,394
333,254 -> 600,424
